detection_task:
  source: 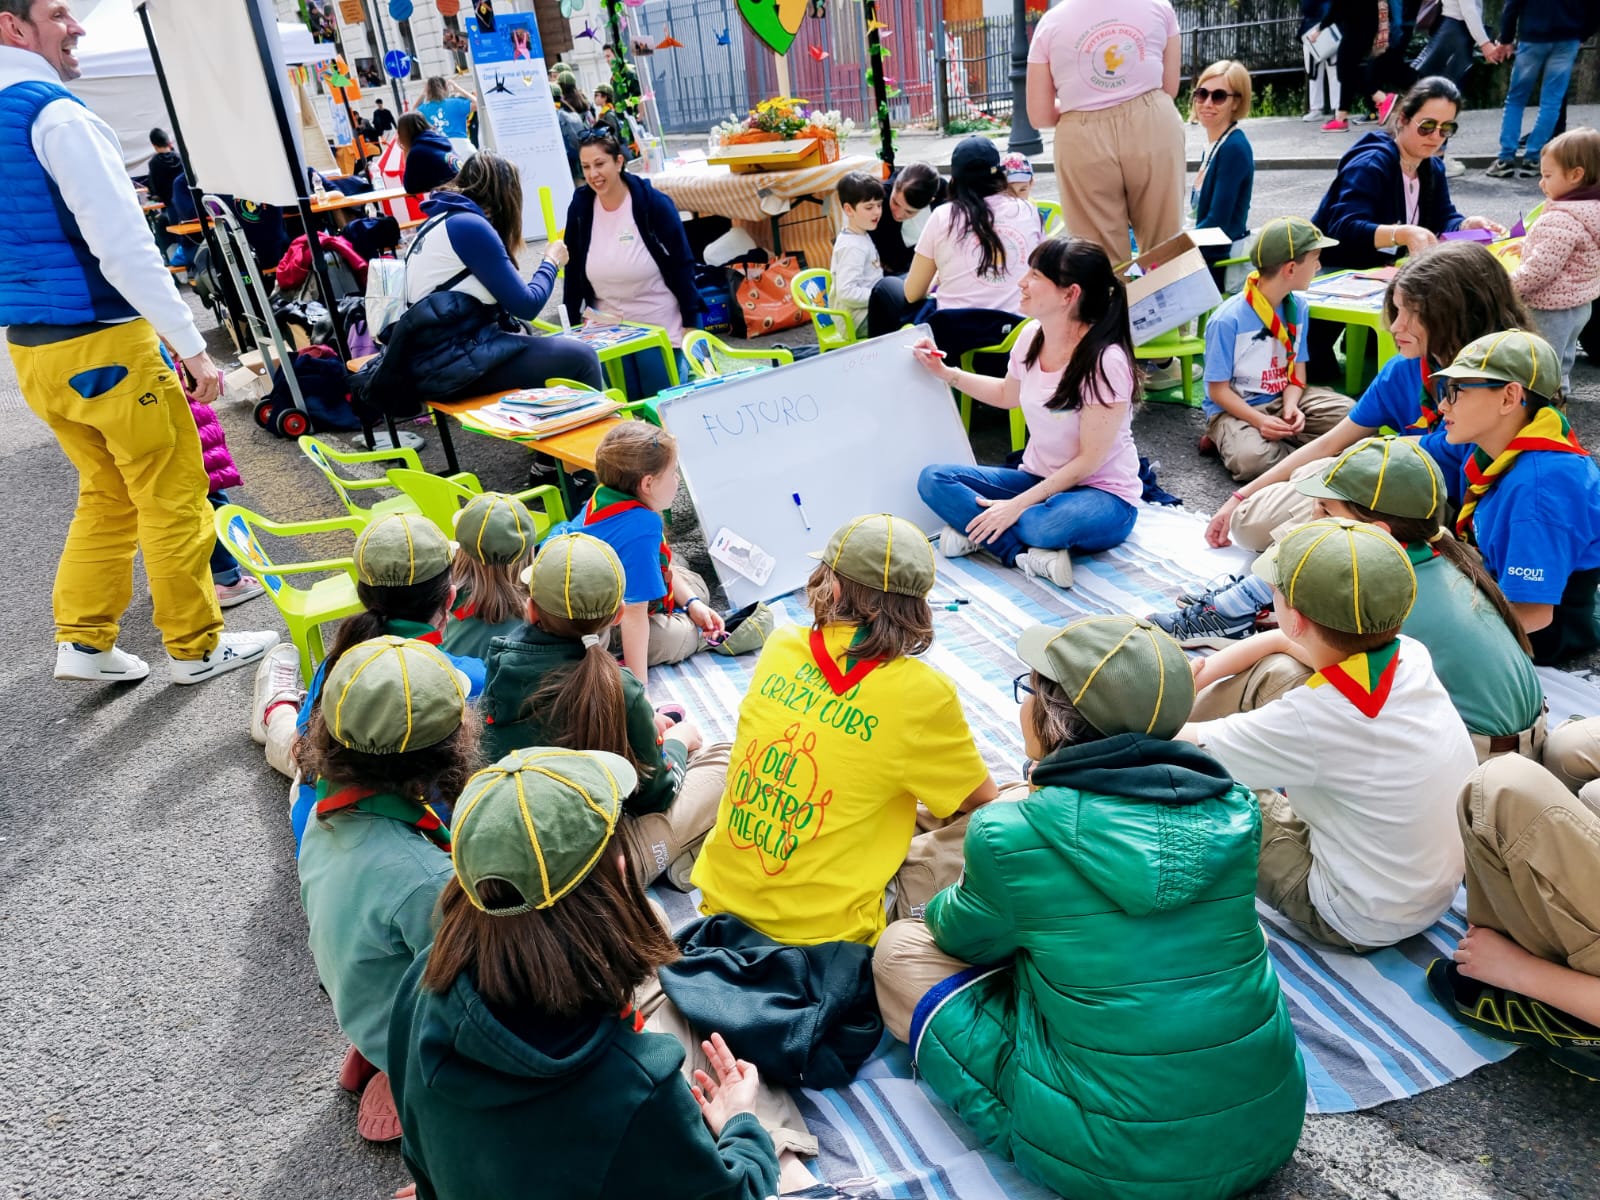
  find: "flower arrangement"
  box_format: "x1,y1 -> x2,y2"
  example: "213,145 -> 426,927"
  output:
712,98 -> 856,146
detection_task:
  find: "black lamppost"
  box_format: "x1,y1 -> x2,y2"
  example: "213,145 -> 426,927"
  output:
1007,0 -> 1040,155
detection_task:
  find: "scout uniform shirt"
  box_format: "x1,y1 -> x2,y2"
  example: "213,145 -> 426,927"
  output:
691,623 -> 990,947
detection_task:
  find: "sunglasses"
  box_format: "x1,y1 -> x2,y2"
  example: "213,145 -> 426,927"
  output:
1411,118 -> 1459,137
1192,87 -> 1237,104
1013,671 -> 1036,704
1441,379 -> 1506,403
577,129 -> 619,146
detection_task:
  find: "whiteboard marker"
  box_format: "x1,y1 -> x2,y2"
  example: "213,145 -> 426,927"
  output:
792,492 -> 812,530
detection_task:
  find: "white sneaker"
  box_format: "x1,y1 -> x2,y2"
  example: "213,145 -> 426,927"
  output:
1444,156 -> 1466,179
251,643 -> 304,744
216,576 -> 267,609
937,525 -> 979,558
170,630 -> 279,686
55,642 -> 150,683
1017,547 -> 1074,589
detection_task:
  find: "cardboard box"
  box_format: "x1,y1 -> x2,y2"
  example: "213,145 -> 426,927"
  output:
1117,228 -> 1232,345
708,138 -> 832,174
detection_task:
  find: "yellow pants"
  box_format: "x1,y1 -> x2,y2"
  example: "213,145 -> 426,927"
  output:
14,320 -> 221,659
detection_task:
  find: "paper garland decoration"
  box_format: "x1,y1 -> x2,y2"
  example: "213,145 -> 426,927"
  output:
474,0 -> 496,31
656,30 -> 683,47
578,20 -> 600,38
808,44 -> 828,60
715,26 -> 730,44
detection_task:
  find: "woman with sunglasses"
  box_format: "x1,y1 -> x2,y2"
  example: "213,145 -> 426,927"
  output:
1312,76 -> 1503,274
1189,61 -> 1255,285
563,128 -> 702,395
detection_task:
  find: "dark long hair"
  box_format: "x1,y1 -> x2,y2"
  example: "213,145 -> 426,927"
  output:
1385,242 -> 1531,366
948,156 -> 1007,279
1022,238 -> 1140,412
324,570 -> 455,672
522,606 -> 642,773
442,151 -> 526,262
1386,75 -> 1461,135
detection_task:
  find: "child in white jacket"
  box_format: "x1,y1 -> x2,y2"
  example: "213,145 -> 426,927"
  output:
1511,128 -> 1600,396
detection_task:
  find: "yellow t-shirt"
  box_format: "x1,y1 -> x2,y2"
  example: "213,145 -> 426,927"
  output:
691,623 -> 990,946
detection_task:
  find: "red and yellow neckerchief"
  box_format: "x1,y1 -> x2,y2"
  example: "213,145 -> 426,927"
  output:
1306,639 -> 1402,719
314,784 -> 452,851
1407,358 -> 1440,431
1455,405 -> 1588,543
809,627 -> 884,696
585,484 -> 676,615
1243,272 -> 1299,360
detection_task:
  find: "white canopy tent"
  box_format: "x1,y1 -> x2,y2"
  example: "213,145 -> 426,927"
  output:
67,0 -> 333,174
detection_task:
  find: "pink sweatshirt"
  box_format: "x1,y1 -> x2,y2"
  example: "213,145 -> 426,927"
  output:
1511,189 -> 1600,312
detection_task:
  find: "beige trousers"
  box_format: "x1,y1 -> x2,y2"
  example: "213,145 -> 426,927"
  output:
1052,90 -> 1186,267
1207,390 -> 1354,484
1228,457 -> 1331,552
1460,754 -> 1600,975
1256,790 -> 1376,953
1542,717 -> 1600,813
649,564 -> 714,667
1468,708 -> 1550,767
885,805 -> 974,922
618,741 -> 730,891
1190,652 -> 1313,722
264,704 -> 299,779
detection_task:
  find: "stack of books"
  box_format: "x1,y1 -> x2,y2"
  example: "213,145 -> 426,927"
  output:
457,386 -> 622,441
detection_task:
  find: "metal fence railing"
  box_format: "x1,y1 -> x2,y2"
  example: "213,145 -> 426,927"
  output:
935,12 -> 1038,126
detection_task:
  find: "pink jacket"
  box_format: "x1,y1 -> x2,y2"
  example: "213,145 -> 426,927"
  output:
1511,191 -> 1600,312
188,393 -> 242,495
274,233 -> 368,291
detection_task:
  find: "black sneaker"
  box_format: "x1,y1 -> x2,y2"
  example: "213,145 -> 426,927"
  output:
1517,158 -> 1540,179
1149,601 -> 1259,649
1426,959 -> 1600,1059
1485,157 -> 1521,179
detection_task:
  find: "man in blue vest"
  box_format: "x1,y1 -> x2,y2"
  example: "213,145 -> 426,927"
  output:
0,0 -> 276,685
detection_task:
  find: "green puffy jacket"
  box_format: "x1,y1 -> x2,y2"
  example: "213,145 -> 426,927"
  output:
913,734 -> 1305,1200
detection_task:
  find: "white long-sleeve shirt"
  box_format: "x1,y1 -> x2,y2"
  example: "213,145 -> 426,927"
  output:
0,47 -> 203,357
830,228 -> 882,333
1442,0 -> 1491,49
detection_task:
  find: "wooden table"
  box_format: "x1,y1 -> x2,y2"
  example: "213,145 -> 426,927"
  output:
1303,269 -> 1400,395
309,186 -> 409,214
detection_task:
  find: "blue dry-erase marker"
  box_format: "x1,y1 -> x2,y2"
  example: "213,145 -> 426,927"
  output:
792,492 -> 812,531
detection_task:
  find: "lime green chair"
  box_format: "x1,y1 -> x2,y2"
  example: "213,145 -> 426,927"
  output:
1136,325 -> 1208,409
791,268 -> 859,351
956,324 -> 1029,452
1035,199 -> 1063,237
298,434 -> 480,522
682,330 -> 795,378
213,504 -> 366,681
385,470 -> 568,541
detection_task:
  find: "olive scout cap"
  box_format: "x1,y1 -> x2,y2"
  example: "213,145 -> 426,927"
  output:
1252,518 -> 1416,634
809,513 -> 936,598
519,532 -> 625,621
1251,215 -> 1339,270
1433,329 -> 1563,401
452,492 -> 538,565
451,747 -> 639,914
1015,616 -> 1194,739
1295,435 -> 1446,521
356,512 -> 452,587
322,635 -> 468,754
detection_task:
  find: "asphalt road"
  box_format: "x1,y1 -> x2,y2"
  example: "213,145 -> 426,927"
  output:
3,159 -> 1599,1199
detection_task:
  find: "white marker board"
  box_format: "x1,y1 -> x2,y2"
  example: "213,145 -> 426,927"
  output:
658,325 -> 978,608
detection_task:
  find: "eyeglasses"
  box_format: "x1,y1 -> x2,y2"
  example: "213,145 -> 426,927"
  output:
1192,87 -> 1237,105
1440,379 -> 1507,404
1412,119 -> 1459,137
1012,671 -> 1035,704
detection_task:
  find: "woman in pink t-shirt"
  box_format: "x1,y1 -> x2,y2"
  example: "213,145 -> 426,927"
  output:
914,238 -> 1142,588
1025,0 -> 1185,266
900,137 -> 1043,358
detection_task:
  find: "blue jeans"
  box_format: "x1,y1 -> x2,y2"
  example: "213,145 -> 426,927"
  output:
1411,17 -> 1476,86
1498,39 -> 1582,161
207,492 -> 240,586
917,463 -> 1139,567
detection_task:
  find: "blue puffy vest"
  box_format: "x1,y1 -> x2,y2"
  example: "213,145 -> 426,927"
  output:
0,80 -> 138,327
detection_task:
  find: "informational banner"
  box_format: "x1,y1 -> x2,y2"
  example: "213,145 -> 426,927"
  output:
467,14 -> 573,243
327,97 -> 354,146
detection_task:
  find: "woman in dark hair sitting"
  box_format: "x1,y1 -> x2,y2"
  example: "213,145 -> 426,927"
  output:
914,237 -> 1143,589
388,747 -> 816,1199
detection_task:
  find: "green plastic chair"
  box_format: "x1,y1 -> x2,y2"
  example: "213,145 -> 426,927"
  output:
298,434 -> 481,522
1135,325 -> 1208,409
681,330 -> 795,378
386,470 -> 569,541
791,268 -> 859,351
1035,199 -> 1063,237
213,504 -> 366,681
956,324 -> 1029,452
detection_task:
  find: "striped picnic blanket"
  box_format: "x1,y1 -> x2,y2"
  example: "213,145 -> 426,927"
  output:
647,503 -> 1599,1191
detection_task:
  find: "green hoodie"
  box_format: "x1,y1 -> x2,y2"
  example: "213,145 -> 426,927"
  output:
387,950 -> 780,1200
913,734 -> 1305,1200
479,623 -> 687,813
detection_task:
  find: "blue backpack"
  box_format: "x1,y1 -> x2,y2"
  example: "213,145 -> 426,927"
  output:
252,344 -> 361,438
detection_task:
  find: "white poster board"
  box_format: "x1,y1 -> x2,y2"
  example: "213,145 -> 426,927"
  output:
144,0 -> 304,206
658,326 -> 979,609
467,14 -> 573,244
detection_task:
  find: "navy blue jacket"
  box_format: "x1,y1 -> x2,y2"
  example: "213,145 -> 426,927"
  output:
1311,132 -> 1464,273
402,129 -> 460,195
1299,0 -> 1332,35
563,173 -> 702,327
1194,128 -> 1254,243
1499,0 -> 1598,45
